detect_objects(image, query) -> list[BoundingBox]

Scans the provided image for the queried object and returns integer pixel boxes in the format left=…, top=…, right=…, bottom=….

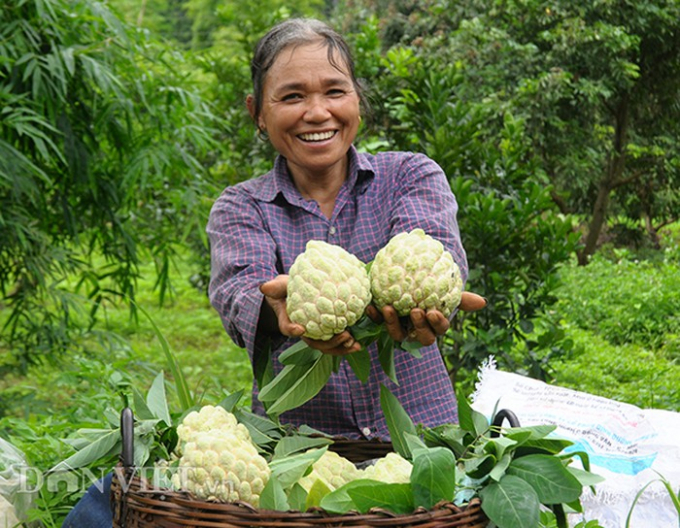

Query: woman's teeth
left=299, top=131, right=335, bottom=142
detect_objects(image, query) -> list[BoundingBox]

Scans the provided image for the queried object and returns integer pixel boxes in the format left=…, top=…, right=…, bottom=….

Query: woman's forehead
left=270, top=41, right=351, bottom=76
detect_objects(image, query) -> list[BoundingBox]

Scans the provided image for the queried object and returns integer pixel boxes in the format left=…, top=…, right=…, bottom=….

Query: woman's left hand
left=366, top=305, right=447, bottom=346
left=366, top=291, right=487, bottom=347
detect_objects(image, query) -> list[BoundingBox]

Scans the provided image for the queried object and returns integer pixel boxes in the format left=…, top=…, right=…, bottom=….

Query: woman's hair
left=249, top=18, right=366, bottom=124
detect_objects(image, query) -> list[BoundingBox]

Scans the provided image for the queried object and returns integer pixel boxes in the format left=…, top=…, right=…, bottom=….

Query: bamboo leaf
left=50, top=430, right=120, bottom=472
left=132, top=300, right=193, bottom=411
left=146, top=371, right=171, bottom=426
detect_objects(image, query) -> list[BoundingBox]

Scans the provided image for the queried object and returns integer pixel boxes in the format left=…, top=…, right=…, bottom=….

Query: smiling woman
left=206, top=17, right=473, bottom=439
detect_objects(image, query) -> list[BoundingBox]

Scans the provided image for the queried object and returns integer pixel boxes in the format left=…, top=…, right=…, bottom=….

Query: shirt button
left=329, top=226, right=337, bottom=235
left=361, top=427, right=371, bottom=437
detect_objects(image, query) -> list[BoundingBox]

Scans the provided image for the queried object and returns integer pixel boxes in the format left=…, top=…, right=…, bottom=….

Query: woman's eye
left=281, top=93, right=303, bottom=101
left=327, top=89, right=345, bottom=97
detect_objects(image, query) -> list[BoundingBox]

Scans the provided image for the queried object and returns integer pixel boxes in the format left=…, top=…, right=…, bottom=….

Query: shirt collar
left=252, top=146, right=375, bottom=203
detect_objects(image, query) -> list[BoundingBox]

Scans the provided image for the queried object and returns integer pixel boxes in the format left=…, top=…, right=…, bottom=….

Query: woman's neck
left=289, top=157, right=348, bottom=219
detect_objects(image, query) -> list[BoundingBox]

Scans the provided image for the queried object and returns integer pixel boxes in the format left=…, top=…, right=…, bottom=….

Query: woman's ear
left=245, top=94, right=257, bottom=121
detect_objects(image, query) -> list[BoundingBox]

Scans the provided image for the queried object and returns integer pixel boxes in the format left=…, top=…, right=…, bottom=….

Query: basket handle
left=120, top=407, right=135, bottom=468
left=489, top=408, right=520, bottom=437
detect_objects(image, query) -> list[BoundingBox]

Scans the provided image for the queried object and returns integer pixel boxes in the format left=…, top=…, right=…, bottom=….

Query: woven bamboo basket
left=110, top=408, right=491, bottom=528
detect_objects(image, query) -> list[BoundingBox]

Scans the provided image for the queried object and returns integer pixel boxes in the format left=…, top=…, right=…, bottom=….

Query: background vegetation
left=1, top=0, right=678, bottom=524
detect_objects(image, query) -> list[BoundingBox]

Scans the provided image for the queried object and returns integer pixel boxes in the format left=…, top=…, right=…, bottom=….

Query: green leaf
left=377, top=327, right=397, bottom=383
left=268, top=447, right=328, bottom=490
left=218, top=389, right=245, bottom=412
left=507, top=455, right=583, bottom=504
left=51, top=429, right=120, bottom=472
left=305, top=478, right=333, bottom=510
left=254, top=336, right=275, bottom=393
left=480, top=474, right=541, bottom=528
left=504, top=425, right=557, bottom=443
left=347, top=482, right=414, bottom=514
left=132, top=387, right=155, bottom=420
left=259, top=354, right=334, bottom=416
left=489, top=452, right=513, bottom=482
left=288, top=483, right=308, bottom=511
left=403, top=432, right=429, bottom=458
left=400, top=340, right=423, bottom=357
left=279, top=341, right=321, bottom=365
left=320, top=479, right=374, bottom=514
left=422, top=423, right=467, bottom=457
left=349, top=314, right=383, bottom=345
left=132, top=301, right=193, bottom=411
left=380, top=384, right=417, bottom=459
left=484, top=437, right=517, bottom=460
left=146, top=371, right=171, bottom=426
left=345, top=347, right=371, bottom=383
left=411, top=447, right=456, bottom=509
left=259, top=474, right=290, bottom=511
left=456, top=386, right=488, bottom=436
left=566, top=467, right=605, bottom=489
left=273, top=435, right=333, bottom=459
left=515, top=438, right=574, bottom=456
left=464, top=453, right=497, bottom=479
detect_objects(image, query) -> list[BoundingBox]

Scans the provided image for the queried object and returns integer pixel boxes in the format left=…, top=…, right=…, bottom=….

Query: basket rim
left=111, top=463, right=487, bottom=526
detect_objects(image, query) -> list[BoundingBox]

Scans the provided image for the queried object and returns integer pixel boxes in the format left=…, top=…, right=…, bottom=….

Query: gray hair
left=250, top=18, right=366, bottom=124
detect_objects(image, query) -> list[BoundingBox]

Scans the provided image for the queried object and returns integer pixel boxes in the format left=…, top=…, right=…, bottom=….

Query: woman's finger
left=459, top=292, right=487, bottom=312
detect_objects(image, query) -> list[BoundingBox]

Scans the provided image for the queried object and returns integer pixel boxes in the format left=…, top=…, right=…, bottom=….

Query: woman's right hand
left=259, top=275, right=305, bottom=338
left=260, top=275, right=361, bottom=356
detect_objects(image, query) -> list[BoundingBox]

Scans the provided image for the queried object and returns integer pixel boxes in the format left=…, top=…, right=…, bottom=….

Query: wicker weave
left=111, top=438, right=488, bottom=528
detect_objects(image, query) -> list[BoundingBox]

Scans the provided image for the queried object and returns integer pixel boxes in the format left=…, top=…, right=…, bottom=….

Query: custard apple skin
left=286, top=240, right=371, bottom=341
left=297, top=449, right=361, bottom=492
left=171, top=429, right=270, bottom=506
left=176, top=405, right=251, bottom=451
left=369, top=229, right=463, bottom=318
left=360, top=452, right=413, bottom=483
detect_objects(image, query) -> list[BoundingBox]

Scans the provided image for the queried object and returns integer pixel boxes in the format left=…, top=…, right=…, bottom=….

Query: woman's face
left=256, top=41, right=361, bottom=180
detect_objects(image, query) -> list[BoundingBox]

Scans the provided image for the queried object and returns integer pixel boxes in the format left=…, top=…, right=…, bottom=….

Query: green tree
left=0, top=0, right=222, bottom=368
left=338, top=0, right=680, bottom=263
left=441, top=0, right=680, bottom=263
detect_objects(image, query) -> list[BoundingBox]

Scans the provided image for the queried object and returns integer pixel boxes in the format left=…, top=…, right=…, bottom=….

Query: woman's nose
left=303, top=96, right=331, bottom=121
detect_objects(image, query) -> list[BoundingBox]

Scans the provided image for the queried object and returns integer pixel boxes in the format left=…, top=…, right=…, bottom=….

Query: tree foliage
left=0, top=0, right=223, bottom=368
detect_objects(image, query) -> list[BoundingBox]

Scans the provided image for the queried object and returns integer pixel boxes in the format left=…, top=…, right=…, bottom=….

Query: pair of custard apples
left=287, top=228, right=463, bottom=340
left=171, top=406, right=413, bottom=507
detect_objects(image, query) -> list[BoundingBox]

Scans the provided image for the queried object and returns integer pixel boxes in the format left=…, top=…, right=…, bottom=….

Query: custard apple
left=171, top=429, right=270, bottom=506
left=361, top=452, right=413, bottom=483
left=297, top=449, right=361, bottom=492
left=176, top=405, right=251, bottom=452
left=369, top=229, right=462, bottom=317
left=287, top=240, right=371, bottom=340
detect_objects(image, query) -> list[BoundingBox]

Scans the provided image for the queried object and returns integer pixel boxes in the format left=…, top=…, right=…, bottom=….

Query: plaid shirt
left=207, top=146, right=468, bottom=440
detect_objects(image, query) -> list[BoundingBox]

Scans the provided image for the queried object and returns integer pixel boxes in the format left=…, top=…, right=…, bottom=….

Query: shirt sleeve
left=389, top=153, right=469, bottom=284
left=206, top=186, right=279, bottom=363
